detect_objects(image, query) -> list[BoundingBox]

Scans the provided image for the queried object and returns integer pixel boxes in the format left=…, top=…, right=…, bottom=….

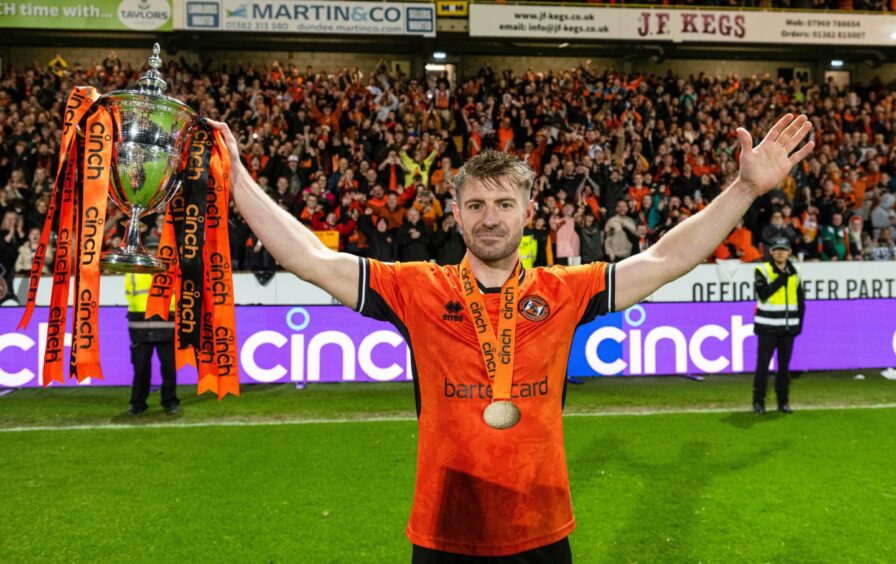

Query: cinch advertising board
left=1, top=300, right=892, bottom=387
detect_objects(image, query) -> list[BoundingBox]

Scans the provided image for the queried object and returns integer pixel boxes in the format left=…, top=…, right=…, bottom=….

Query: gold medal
left=483, top=400, right=521, bottom=430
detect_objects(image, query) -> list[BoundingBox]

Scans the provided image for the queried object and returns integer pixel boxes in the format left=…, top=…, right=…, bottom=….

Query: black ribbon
left=176, top=119, right=213, bottom=349
left=69, top=137, right=83, bottom=381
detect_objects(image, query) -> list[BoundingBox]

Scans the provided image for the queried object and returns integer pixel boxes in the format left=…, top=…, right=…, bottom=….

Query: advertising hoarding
left=469, top=4, right=896, bottom=47
left=0, top=0, right=172, bottom=31
left=1, top=300, right=892, bottom=388
left=176, top=0, right=435, bottom=36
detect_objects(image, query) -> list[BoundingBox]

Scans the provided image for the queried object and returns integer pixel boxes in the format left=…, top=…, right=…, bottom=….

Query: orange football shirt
left=355, top=258, right=615, bottom=556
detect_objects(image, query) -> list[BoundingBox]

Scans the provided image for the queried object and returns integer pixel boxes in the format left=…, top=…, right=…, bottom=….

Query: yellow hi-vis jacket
left=753, top=261, right=804, bottom=335
left=125, top=273, right=174, bottom=313
left=125, top=273, right=176, bottom=341
left=520, top=233, right=537, bottom=270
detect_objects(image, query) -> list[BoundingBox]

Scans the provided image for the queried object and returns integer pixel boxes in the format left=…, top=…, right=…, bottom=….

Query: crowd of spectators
left=2, top=49, right=896, bottom=299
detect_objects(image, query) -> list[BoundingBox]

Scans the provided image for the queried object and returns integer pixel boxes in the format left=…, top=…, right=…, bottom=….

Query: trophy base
left=100, top=250, right=167, bottom=274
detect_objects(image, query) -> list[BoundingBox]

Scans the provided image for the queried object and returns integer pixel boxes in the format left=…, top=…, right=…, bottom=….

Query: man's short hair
left=454, top=150, right=534, bottom=202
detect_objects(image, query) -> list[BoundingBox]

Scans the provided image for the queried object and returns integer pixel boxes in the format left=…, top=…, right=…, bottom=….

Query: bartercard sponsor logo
left=443, top=375, right=549, bottom=399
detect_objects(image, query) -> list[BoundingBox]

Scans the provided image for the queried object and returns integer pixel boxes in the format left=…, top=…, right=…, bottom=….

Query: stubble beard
left=462, top=226, right=523, bottom=263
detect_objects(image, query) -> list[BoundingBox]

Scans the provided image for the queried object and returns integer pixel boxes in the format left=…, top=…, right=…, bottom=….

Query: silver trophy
left=93, top=43, right=198, bottom=273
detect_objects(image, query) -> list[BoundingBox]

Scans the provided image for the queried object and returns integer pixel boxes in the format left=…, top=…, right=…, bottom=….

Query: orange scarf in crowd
left=19, top=87, right=239, bottom=399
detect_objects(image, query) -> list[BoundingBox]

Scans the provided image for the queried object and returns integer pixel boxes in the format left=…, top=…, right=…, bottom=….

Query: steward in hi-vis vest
left=519, top=228, right=537, bottom=270
left=124, top=248, right=179, bottom=416
left=751, top=237, right=805, bottom=414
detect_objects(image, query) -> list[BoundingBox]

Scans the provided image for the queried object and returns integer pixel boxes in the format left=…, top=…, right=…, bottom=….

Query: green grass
left=1, top=373, right=895, bottom=562
left=2, top=371, right=894, bottom=427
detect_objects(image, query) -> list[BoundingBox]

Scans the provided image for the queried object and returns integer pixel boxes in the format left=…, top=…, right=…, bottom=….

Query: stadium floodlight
left=425, top=64, right=447, bottom=72
left=831, top=59, right=845, bottom=68
left=432, top=51, right=447, bottom=60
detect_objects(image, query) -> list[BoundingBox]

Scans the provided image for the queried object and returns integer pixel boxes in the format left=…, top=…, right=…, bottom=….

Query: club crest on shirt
left=519, top=295, right=550, bottom=322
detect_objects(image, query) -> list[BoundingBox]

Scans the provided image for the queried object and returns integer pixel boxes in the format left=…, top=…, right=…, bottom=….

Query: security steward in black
left=125, top=247, right=179, bottom=415
left=752, top=237, right=805, bottom=414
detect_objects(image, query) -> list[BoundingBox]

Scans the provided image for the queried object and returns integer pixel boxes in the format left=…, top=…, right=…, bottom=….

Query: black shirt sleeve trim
left=355, top=257, right=368, bottom=314
left=607, top=263, right=615, bottom=313
left=577, top=263, right=615, bottom=326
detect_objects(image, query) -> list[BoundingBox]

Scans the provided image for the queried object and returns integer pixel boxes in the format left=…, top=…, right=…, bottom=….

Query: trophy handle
left=100, top=204, right=166, bottom=274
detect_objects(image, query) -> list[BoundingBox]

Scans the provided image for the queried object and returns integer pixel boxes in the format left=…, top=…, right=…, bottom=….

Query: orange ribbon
left=71, top=106, right=113, bottom=382
left=458, top=255, right=520, bottom=401
left=22, top=94, right=240, bottom=395
left=210, top=134, right=239, bottom=398
left=19, top=86, right=97, bottom=332
left=42, top=145, right=78, bottom=386
left=190, top=130, right=239, bottom=398
left=146, top=203, right=179, bottom=320
left=195, top=136, right=240, bottom=397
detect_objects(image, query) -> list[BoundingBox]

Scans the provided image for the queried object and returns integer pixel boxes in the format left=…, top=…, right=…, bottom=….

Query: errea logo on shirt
left=519, top=295, right=550, bottom=322
left=443, top=301, right=464, bottom=323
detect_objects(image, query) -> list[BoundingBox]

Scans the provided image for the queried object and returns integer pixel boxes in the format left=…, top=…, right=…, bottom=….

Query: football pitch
left=1, top=373, right=895, bottom=563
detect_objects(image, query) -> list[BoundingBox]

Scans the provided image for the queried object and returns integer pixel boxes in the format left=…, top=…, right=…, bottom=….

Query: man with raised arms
left=209, top=114, right=813, bottom=563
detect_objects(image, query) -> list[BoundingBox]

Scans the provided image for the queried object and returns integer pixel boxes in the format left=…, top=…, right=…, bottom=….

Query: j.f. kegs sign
left=470, top=4, right=896, bottom=47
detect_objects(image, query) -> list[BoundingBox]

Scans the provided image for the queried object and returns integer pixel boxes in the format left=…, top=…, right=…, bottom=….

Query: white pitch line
left=566, top=402, right=896, bottom=417
left=1, top=403, right=895, bottom=433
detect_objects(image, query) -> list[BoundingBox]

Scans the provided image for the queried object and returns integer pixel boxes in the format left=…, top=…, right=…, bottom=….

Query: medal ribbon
left=18, top=86, right=97, bottom=331
left=71, top=106, right=113, bottom=382
left=458, top=255, right=520, bottom=402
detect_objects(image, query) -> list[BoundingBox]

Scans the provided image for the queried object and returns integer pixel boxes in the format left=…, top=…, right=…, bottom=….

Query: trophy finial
left=137, top=43, right=167, bottom=94
left=149, top=43, right=162, bottom=71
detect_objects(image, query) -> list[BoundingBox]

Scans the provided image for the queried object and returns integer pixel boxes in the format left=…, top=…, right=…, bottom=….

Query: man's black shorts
left=411, top=537, right=572, bottom=564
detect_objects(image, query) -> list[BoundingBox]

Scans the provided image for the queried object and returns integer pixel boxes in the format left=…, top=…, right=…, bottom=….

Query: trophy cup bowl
left=96, top=44, right=198, bottom=274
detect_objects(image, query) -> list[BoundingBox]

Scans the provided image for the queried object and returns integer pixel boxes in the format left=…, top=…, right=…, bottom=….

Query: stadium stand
left=2, top=47, right=895, bottom=283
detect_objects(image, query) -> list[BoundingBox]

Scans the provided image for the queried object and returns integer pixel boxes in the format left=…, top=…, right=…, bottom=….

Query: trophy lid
left=136, top=43, right=168, bottom=95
